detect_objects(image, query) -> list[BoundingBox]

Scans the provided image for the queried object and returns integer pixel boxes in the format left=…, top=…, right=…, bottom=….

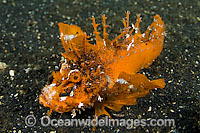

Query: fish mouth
left=39, top=92, right=74, bottom=113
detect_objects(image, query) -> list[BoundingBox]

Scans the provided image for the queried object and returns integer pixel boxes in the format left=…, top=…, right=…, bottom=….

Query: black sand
left=0, top=0, right=199, bottom=132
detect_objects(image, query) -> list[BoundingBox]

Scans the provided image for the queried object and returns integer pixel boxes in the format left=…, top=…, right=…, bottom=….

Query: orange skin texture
left=39, top=12, right=165, bottom=117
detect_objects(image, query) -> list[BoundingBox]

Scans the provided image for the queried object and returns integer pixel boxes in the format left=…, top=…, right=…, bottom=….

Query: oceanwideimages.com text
left=25, top=115, right=175, bottom=129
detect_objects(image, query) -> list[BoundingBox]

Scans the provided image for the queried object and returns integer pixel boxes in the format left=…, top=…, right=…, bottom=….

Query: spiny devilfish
left=39, top=11, right=166, bottom=118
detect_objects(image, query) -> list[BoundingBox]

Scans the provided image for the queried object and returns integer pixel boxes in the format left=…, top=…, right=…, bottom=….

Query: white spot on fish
left=127, top=43, right=132, bottom=51
left=142, top=33, right=145, bottom=38
left=116, top=78, right=128, bottom=84
left=103, top=39, right=106, bottom=46
left=50, top=83, right=56, bottom=87
left=70, top=91, right=74, bottom=97
left=128, top=84, right=134, bottom=89
left=126, top=34, right=130, bottom=38
left=132, top=23, right=135, bottom=29
left=135, top=28, right=139, bottom=33
left=61, top=32, right=63, bottom=37
left=60, top=96, right=67, bottom=101
left=127, top=38, right=135, bottom=51
left=98, top=96, right=103, bottom=102
left=49, top=90, right=56, bottom=99
left=78, top=102, right=84, bottom=108
left=64, top=34, right=77, bottom=42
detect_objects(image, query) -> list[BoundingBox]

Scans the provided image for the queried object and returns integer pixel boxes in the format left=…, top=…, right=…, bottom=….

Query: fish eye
left=68, top=69, right=81, bottom=82
left=73, top=75, right=78, bottom=80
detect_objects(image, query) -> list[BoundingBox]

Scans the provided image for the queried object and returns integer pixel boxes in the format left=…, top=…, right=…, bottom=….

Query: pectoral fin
left=94, top=72, right=165, bottom=117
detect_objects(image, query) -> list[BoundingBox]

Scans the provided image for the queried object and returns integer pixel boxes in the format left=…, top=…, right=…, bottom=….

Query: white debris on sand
left=0, top=62, right=7, bottom=70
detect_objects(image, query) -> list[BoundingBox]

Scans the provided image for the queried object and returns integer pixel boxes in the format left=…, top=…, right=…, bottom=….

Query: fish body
left=39, top=12, right=165, bottom=117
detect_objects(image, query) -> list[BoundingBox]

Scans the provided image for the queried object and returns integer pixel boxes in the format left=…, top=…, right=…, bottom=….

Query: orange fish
left=39, top=11, right=165, bottom=118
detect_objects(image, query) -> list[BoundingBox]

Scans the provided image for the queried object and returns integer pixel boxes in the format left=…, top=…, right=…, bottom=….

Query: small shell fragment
left=0, top=62, right=7, bottom=70
left=9, top=70, right=15, bottom=77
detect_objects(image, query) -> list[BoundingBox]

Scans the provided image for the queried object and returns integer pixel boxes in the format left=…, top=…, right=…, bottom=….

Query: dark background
left=0, top=0, right=199, bottom=132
